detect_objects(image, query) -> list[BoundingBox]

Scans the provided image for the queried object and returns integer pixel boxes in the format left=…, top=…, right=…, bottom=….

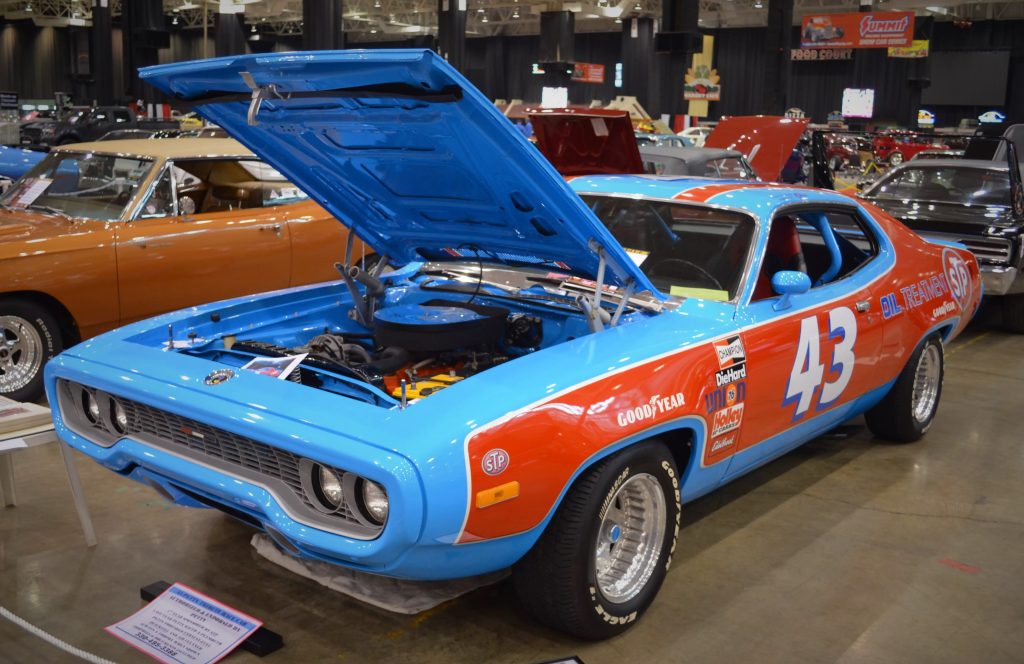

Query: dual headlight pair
left=301, top=460, right=389, bottom=528
left=80, top=388, right=128, bottom=435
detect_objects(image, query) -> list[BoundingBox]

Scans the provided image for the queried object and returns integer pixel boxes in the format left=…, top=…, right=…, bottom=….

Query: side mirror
left=771, top=270, right=811, bottom=311
left=178, top=196, right=196, bottom=216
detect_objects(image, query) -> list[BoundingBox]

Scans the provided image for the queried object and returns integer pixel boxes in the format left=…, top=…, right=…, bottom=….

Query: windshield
left=583, top=195, right=755, bottom=301
left=866, top=166, right=1010, bottom=207
left=0, top=151, right=154, bottom=219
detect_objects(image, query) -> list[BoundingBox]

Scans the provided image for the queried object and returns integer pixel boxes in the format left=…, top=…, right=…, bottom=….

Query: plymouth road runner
left=46, top=50, right=982, bottom=639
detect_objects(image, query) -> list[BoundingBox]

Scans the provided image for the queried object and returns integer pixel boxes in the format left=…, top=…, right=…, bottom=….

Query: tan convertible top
left=52, top=137, right=255, bottom=160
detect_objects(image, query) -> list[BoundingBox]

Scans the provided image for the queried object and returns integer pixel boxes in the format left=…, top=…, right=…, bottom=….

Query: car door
left=114, top=158, right=293, bottom=325
left=723, top=205, right=887, bottom=479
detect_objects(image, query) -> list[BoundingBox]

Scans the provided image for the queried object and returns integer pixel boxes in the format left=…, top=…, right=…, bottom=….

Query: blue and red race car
left=46, top=50, right=982, bottom=639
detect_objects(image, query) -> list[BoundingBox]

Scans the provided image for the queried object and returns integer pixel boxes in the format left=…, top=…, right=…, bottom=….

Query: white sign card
left=106, top=583, right=261, bottom=664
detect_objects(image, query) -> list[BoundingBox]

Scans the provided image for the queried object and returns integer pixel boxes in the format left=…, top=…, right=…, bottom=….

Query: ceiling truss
left=0, top=0, right=1019, bottom=41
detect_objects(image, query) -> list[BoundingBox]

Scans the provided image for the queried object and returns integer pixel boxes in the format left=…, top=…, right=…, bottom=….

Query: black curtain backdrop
left=1, top=18, right=1021, bottom=126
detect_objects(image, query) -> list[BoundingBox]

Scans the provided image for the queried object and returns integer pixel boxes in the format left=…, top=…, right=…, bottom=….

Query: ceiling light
left=172, top=15, right=179, bottom=24
left=615, top=16, right=622, bottom=22
left=512, top=8, right=520, bottom=18
left=370, top=27, right=378, bottom=33
left=754, top=0, right=762, bottom=7
left=634, top=2, right=642, bottom=9
left=24, top=2, right=33, bottom=12
left=481, top=14, right=489, bottom=21
left=373, top=0, right=381, bottom=6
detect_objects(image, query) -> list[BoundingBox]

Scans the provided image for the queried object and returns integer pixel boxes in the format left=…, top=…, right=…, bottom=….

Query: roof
left=639, top=146, right=743, bottom=162
left=52, top=137, right=254, bottom=160
left=569, top=174, right=854, bottom=218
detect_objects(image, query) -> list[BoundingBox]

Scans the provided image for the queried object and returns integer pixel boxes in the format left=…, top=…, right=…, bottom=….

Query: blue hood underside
left=140, top=49, right=655, bottom=292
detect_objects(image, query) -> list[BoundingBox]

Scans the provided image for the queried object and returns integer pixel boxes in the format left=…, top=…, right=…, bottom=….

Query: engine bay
left=168, top=261, right=669, bottom=407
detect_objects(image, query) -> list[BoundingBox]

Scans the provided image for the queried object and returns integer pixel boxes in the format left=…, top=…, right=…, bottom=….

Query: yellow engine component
left=390, top=373, right=464, bottom=399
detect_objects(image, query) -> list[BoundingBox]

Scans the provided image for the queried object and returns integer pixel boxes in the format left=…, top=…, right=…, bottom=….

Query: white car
left=679, top=126, right=712, bottom=148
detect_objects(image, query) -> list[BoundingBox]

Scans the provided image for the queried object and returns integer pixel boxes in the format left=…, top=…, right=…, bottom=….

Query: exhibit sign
left=917, top=109, right=936, bottom=128
left=888, top=39, right=930, bottom=58
left=571, top=63, right=606, bottom=84
left=106, top=583, right=261, bottom=664
left=842, top=88, right=875, bottom=118
left=0, top=91, right=17, bottom=110
left=791, top=47, right=853, bottom=61
left=683, top=63, right=721, bottom=101
left=801, top=11, right=914, bottom=49
left=978, top=110, right=1006, bottom=124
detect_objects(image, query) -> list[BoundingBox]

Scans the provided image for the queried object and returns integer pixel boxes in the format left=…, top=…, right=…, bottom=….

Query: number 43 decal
left=784, top=306, right=857, bottom=419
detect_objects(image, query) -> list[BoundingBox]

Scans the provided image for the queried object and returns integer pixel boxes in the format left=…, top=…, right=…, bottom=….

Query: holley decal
left=710, top=403, right=744, bottom=437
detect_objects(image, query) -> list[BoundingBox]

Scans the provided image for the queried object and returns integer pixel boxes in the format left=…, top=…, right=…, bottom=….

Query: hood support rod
left=240, top=71, right=283, bottom=126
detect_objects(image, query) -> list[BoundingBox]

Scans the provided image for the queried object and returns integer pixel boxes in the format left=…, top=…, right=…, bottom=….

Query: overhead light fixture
left=481, top=13, right=489, bottom=22
left=24, top=2, right=33, bottom=12
left=373, top=0, right=381, bottom=6
left=172, top=15, right=179, bottom=25
left=754, top=0, right=763, bottom=7
left=512, top=8, right=520, bottom=18
left=477, top=7, right=485, bottom=12
left=370, top=27, right=378, bottom=33
left=615, top=16, right=622, bottom=22
left=634, top=2, right=642, bottom=9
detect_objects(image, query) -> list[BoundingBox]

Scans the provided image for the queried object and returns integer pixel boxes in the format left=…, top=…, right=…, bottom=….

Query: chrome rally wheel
left=911, top=343, right=942, bottom=424
left=594, top=473, right=667, bottom=604
left=0, top=315, right=43, bottom=395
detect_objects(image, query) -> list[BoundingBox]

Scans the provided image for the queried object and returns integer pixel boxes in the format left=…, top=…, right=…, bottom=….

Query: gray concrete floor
left=2, top=310, right=1023, bottom=664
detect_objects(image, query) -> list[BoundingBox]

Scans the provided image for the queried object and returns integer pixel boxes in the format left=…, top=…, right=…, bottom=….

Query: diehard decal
left=710, top=403, right=744, bottom=437
left=714, top=363, right=747, bottom=387
left=713, top=335, right=745, bottom=369
left=616, top=392, right=686, bottom=427
left=481, top=448, right=510, bottom=476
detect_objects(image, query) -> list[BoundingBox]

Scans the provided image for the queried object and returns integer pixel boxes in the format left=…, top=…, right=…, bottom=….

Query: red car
left=872, top=131, right=949, bottom=166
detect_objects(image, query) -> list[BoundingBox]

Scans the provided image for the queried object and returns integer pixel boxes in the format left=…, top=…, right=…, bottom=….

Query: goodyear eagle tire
left=0, top=299, right=63, bottom=403
left=512, top=440, right=681, bottom=640
left=865, top=335, right=943, bottom=443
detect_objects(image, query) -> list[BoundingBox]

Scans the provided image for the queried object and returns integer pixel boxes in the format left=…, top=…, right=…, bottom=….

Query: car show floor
left=2, top=308, right=1023, bottom=664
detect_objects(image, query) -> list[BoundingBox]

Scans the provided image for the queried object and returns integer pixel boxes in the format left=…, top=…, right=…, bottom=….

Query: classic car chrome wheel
left=889, top=151, right=904, bottom=165
left=0, top=315, right=43, bottom=394
left=911, top=344, right=942, bottom=423
left=513, top=440, right=680, bottom=640
left=594, top=473, right=666, bottom=604
left=866, top=335, right=943, bottom=443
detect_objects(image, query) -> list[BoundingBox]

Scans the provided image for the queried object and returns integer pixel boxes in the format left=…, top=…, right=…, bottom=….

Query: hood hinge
left=240, top=71, right=283, bottom=126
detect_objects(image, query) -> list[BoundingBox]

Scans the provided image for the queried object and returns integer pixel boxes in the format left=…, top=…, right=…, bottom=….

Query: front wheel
left=889, top=151, right=904, bottom=166
left=0, top=299, right=63, bottom=403
left=512, top=440, right=681, bottom=640
left=865, top=335, right=943, bottom=442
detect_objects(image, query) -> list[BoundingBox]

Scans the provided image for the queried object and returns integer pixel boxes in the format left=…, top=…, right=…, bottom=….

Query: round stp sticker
left=482, top=448, right=510, bottom=476
left=943, top=249, right=972, bottom=311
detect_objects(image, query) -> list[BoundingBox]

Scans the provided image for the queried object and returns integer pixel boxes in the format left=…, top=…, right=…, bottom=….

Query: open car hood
left=706, top=116, right=809, bottom=181
left=139, top=50, right=654, bottom=291
left=529, top=108, right=645, bottom=176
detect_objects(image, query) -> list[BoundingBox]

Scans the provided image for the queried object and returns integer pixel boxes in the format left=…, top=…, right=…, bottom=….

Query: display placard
left=106, top=583, right=261, bottom=664
left=0, top=91, right=17, bottom=110
left=571, top=63, right=606, bottom=84
left=842, top=88, right=875, bottom=119
left=801, top=12, right=913, bottom=49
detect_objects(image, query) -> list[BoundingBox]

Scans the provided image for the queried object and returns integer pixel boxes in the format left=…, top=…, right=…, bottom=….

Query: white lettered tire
left=512, top=440, right=681, bottom=640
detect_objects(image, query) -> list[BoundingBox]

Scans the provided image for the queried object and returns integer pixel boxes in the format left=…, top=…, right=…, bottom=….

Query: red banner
left=572, top=63, right=606, bottom=84
left=801, top=11, right=914, bottom=49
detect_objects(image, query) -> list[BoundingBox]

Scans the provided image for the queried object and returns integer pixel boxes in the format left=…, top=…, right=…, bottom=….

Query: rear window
left=868, top=166, right=1010, bottom=206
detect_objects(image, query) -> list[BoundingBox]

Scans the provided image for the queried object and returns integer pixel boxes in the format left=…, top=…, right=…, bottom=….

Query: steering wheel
left=646, top=258, right=724, bottom=290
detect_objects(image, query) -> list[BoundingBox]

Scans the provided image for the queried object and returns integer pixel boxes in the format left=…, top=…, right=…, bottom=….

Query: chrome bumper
left=980, top=265, right=1023, bottom=296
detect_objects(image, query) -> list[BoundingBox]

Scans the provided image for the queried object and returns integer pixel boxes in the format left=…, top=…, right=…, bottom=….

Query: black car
left=21, top=106, right=178, bottom=147
left=860, top=157, right=1024, bottom=330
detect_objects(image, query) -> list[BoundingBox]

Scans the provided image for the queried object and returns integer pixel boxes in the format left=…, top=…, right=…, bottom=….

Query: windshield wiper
left=26, top=204, right=72, bottom=221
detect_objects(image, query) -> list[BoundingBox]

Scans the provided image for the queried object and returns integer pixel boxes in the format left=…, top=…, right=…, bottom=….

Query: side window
left=752, top=209, right=879, bottom=301
left=113, top=110, right=132, bottom=124
left=138, top=169, right=175, bottom=219
left=92, top=111, right=108, bottom=123
left=169, top=159, right=308, bottom=214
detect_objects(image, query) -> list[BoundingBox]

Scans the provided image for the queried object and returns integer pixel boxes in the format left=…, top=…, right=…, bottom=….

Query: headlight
left=111, top=400, right=128, bottom=434
left=315, top=465, right=344, bottom=510
left=83, top=390, right=100, bottom=424
left=359, top=479, right=389, bottom=525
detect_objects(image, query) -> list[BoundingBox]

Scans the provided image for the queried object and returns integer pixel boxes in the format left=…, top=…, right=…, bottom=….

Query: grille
left=959, top=237, right=1012, bottom=264
left=117, top=398, right=361, bottom=525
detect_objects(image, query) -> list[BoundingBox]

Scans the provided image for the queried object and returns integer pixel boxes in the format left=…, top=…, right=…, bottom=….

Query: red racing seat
left=753, top=216, right=807, bottom=300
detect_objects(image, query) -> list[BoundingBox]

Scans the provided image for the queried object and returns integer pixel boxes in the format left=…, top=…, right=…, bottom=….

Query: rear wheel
left=865, top=335, right=943, bottom=442
left=1002, top=294, right=1024, bottom=333
left=888, top=151, right=904, bottom=166
left=512, top=440, right=681, bottom=640
left=0, top=299, right=63, bottom=403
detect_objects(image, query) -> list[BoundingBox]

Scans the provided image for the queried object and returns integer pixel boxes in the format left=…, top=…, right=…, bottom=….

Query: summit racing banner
left=801, top=11, right=914, bottom=49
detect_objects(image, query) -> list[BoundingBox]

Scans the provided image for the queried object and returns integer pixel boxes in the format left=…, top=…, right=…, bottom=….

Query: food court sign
left=801, top=11, right=914, bottom=49
left=683, top=64, right=721, bottom=101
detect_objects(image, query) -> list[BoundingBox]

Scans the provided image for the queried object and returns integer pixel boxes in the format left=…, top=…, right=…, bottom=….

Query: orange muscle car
left=0, top=138, right=368, bottom=401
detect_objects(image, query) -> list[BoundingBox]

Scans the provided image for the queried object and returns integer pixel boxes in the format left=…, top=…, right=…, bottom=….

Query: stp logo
left=482, top=448, right=510, bottom=476
left=943, top=249, right=971, bottom=311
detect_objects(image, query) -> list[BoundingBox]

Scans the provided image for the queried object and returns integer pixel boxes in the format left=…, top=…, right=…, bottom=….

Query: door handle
left=259, top=223, right=283, bottom=237
left=855, top=300, right=871, bottom=313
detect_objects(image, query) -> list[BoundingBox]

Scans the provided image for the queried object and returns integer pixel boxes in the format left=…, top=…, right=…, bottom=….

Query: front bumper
left=45, top=353, right=534, bottom=580
left=980, top=265, right=1023, bottom=296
